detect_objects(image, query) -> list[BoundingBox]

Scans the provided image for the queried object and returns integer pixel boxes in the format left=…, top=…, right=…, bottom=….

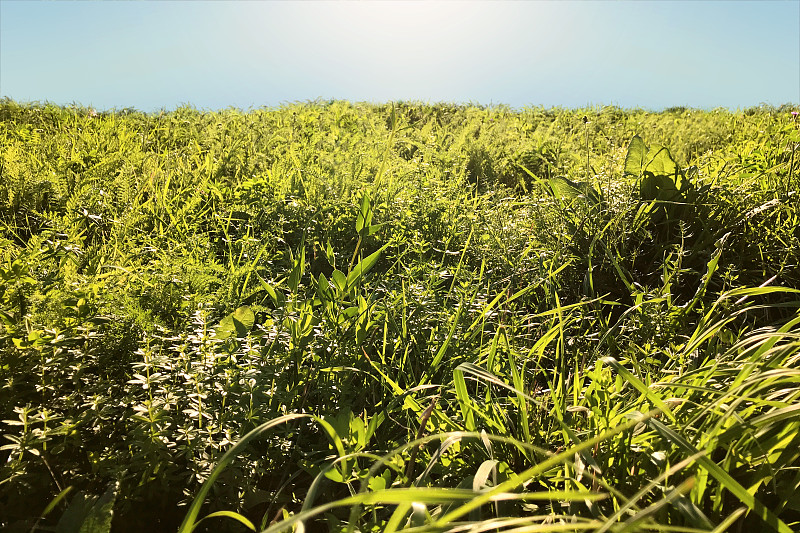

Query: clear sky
left=1, top=0, right=798, bottom=112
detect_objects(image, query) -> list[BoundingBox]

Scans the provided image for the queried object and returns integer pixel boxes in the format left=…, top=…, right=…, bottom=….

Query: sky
left=1, top=0, right=798, bottom=112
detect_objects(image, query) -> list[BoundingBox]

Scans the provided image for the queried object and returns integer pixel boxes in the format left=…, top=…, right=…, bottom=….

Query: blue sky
left=1, top=1, right=798, bottom=111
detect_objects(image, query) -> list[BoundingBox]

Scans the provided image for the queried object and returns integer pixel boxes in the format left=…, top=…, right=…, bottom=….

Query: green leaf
left=345, top=244, right=387, bottom=292
left=192, top=511, right=255, bottom=532
left=350, top=414, right=366, bottom=450
left=368, top=473, right=387, bottom=492
left=316, top=415, right=349, bottom=481
left=365, top=410, right=385, bottom=442
left=624, top=135, right=648, bottom=178
left=646, top=146, right=678, bottom=178
left=453, top=368, right=476, bottom=431
left=639, top=144, right=684, bottom=202
left=287, top=244, right=306, bottom=294
left=356, top=193, right=373, bottom=236
left=548, top=176, right=582, bottom=201
left=331, top=269, right=347, bottom=292
left=368, top=222, right=385, bottom=236
left=324, top=240, right=336, bottom=268
left=362, top=351, right=404, bottom=396
left=547, top=176, right=601, bottom=206
left=216, top=306, right=255, bottom=340
left=355, top=322, right=369, bottom=345
left=42, top=487, right=74, bottom=519
left=259, top=279, right=279, bottom=306
left=317, top=273, right=331, bottom=300
left=472, top=459, right=499, bottom=491
left=56, top=483, right=117, bottom=533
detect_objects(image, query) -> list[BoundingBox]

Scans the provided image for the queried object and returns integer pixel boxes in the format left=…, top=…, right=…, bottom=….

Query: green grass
left=1, top=98, right=799, bottom=532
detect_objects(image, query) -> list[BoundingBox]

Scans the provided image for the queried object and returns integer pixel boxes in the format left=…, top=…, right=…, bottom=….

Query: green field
left=1, top=99, right=800, bottom=532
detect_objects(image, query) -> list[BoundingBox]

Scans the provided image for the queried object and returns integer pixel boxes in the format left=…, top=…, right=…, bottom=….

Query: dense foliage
left=1, top=99, right=799, bottom=532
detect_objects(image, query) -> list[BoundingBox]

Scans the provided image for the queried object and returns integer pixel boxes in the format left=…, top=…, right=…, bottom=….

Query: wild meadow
left=1, top=98, right=799, bottom=532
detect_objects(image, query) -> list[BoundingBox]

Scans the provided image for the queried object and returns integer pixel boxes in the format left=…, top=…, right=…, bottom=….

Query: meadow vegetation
left=1, top=98, right=799, bottom=532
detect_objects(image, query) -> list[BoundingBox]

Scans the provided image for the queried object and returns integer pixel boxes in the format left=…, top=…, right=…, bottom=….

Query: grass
left=0, top=98, right=799, bottom=532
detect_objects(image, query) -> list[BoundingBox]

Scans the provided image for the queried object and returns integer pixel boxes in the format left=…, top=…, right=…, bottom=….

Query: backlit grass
left=1, top=99, right=799, bottom=532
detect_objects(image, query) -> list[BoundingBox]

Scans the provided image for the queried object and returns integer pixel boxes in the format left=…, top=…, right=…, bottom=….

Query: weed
left=0, top=100, right=799, bottom=532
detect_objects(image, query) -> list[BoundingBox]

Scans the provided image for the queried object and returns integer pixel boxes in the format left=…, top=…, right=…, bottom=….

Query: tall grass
left=0, top=99, right=799, bottom=532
